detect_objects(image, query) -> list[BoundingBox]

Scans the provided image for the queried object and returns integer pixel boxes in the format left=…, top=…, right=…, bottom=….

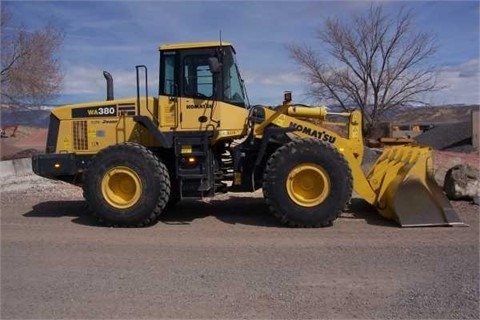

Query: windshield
left=223, top=48, right=247, bottom=108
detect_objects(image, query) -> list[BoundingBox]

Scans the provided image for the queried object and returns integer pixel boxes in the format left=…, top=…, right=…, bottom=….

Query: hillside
left=389, top=105, right=478, bottom=125
left=1, top=106, right=54, bottom=128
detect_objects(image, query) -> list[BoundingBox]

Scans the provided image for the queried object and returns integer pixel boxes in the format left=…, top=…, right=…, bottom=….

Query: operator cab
left=159, top=42, right=248, bottom=108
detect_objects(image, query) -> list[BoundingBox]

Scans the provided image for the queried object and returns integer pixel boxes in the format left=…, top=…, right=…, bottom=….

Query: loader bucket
left=366, top=146, right=466, bottom=227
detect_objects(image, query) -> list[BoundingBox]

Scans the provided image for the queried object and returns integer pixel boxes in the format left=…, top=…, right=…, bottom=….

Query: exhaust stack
left=103, top=71, right=114, bottom=101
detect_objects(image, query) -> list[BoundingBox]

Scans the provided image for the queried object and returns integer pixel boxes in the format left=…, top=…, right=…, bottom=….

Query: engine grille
left=73, top=120, right=88, bottom=150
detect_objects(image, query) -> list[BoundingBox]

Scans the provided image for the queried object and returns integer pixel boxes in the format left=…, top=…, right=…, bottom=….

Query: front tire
left=83, top=143, right=170, bottom=227
left=263, top=139, right=352, bottom=227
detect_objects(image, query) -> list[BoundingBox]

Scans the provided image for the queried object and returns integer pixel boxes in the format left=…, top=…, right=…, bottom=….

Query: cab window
left=222, top=49, right=246, bottom=107
left=162, top=53, right=176, bottom=95
left=183, top=55, right=213, bottom=98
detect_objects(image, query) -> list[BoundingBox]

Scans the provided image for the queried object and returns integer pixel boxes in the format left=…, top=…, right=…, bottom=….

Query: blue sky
left=4, top=0, right=480, bottom=106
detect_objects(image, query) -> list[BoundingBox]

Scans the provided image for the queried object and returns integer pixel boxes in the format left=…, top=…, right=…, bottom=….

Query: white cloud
left=65, top=44, right=143, bottom=53
left=426, top=59, right=480, bottom=105
left=44, top=0, right=477, bottom=107
left=62, top=65, right=158, bottom=99
left=241, top=70, right=310, bottom=105
left=62, top=66, right=106, bottom=95
left=243, top=70, right=304, bottom=86
left=243, top=60, right=480, bottom=106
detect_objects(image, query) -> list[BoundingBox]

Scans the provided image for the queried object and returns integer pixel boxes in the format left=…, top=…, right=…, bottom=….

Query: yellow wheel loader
left=32, top=41, right=464, bottom=227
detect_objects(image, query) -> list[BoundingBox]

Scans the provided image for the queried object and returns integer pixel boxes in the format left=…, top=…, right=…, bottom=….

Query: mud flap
left=367, top=146, right=466, bottom=227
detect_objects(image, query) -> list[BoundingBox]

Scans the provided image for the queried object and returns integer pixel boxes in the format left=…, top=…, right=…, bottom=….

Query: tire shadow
left=162, top=197, right=397, bottom=228
left=161, top=197, right=282, bottom=227
left=23, top=197, right=279, bottom=228
left=23, top=200, right=101, bottom=227
left=342, top=198, right=398, bottom=227
left=23, top=196, right=396, bottom=228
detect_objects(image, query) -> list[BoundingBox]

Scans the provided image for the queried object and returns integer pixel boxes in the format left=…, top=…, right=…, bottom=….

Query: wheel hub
left=286, top=163, right=330, bottom=207
left=101, top=166, right=142, bottom=209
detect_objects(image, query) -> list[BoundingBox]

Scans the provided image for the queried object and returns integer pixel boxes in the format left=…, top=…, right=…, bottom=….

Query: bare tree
left=1, top=4, right=63, bottom=106
left=289, top=5, right=438, bottom=135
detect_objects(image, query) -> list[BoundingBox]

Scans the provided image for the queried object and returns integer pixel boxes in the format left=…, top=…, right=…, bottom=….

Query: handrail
left=135, top=65, right=152, bottom=118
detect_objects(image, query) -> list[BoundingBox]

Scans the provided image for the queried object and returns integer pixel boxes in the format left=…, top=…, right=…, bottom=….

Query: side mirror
left=208, top=57, right=222, bottom=74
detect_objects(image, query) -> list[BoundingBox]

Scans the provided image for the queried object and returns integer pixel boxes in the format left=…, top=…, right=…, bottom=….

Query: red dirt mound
left=15, top=128, right=47, bottom=147
left=0, top=127, right=47, bottom=160
left=0, top=140, right=23, bottom=160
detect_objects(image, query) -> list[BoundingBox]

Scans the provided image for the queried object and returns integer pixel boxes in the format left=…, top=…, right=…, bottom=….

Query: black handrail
left=135, top=65, right=149, bottom=116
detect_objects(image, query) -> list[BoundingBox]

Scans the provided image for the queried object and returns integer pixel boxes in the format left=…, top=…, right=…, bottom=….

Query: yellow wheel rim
left=101, top=166, right=142, bottom=209
left=286, top=163, right=330, bottom=207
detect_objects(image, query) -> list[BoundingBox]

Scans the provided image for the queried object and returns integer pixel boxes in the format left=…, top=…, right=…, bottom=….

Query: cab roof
left=159, top=41, right=233, bottom=51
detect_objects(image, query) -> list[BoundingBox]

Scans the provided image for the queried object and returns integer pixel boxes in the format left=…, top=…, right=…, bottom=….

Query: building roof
left=159, top=41, right=233, bottom=51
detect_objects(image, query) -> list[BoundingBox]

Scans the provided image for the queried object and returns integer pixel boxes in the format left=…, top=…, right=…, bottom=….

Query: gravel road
left=1, top=175, right=479, bottom=319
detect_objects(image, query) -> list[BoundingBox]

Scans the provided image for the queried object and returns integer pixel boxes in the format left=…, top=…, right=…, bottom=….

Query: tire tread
left=82, top=142, right=170, bottom=227
left=263, top=138, right=352, bottom=228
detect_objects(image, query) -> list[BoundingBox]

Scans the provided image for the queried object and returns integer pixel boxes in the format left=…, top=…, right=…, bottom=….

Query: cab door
left=159, top=50, right=178, bottom=130
left=178, top=51, right=220, bottom=131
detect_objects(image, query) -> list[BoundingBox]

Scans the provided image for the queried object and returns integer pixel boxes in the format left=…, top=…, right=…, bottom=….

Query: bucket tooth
left=366, top=145, right=466, bottom=227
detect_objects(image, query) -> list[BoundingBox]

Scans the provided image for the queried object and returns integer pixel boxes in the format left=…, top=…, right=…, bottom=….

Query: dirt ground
left=1, top=127, right=479, bottom=318
left=0, top=126, right=47, bottom=160
left=1, top=174, right=479, bottom=319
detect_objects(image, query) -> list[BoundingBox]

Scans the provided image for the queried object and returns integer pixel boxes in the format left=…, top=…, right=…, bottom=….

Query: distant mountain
left=389, top=105, right=479, bottom=125
left=326, top=104, right=479, bottom=124
left=0, top=106, right=53, bottom=128
left=0, top=103, right=478, bottom=129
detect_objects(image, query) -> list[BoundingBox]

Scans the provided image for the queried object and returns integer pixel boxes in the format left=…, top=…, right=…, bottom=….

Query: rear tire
left=263, top=139, right=352, bottom=227
left=83, top=143, right=170, bottom=227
